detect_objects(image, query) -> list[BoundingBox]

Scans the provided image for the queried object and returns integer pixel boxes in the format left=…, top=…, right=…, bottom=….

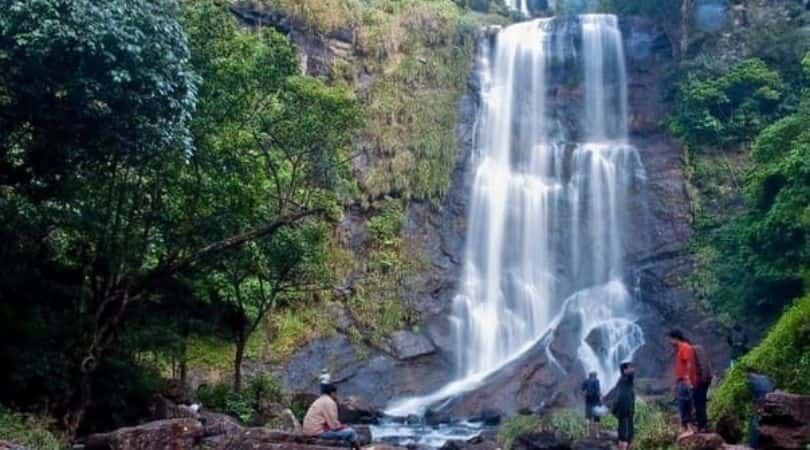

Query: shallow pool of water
left=370, top=419, right=488, bottom=448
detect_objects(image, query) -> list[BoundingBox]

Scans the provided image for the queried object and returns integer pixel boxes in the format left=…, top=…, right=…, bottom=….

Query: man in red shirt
left=668, top=329, right=697, bottom=436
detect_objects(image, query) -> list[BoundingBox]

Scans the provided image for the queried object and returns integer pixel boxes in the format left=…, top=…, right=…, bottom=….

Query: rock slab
left=757, top=391, right=810, bottom=450
left=84, top=418, right=203, bottom=450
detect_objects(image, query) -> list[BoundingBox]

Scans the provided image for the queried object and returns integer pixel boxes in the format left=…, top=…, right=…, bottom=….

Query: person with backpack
left=581, top=371, right=602, bottom=438
left=692, top=343, right=714, bottom=432
left=668, top=329, right=698, bottom=437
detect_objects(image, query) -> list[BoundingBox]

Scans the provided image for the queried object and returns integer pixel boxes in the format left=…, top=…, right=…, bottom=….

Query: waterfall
left=505, top=0, right=531, bottom=16
left=387, top=14, right=645, bottom=416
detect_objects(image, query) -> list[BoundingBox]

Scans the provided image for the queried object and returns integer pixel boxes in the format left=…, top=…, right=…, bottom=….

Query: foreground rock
left=676, top=433, right=726, bottom=450
left=85, top=418, right=203, bottom=450
left=439, top=431, right=499, bottom=450
left=82, top=415, right=374, bottom=450
left=512, top=431, right=571, bottom=450
left=757, top=391, right=810, bottom=450
left=0, top=441, right=32, bottom=450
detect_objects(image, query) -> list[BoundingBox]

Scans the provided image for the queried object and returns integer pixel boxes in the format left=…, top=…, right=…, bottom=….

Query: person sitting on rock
left=581, top=371, right=602, bottom=438
left=302, top=383, right=360, bottom=450
left=611, top=362, right=636, bottom=450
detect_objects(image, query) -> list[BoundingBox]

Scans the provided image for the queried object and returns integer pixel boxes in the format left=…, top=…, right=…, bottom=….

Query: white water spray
left=387, top=14, right=645, bottom=417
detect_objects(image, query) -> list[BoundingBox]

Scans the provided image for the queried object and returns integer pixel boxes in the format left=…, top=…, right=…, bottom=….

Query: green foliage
left=678, top=55, right=808, bottom=319
left=498, top=403, right=673, bottom=450
left=355, top=0, right=505, bottom=202
left=348, top=200, right=422, bottom=343
left=669, top=59, right=784, bottom=151
left=0, top=408, right=64, bottom=450
left=537, top=408, right=617, bottom=441
left=498, top=414, right=541, bottom=450
left=196, top=373, right=288, bottom=424
left=0, top=0, right=361, bottom=433
left=709, top=294, right=810, bottom=439
left=633, top=402, right=677, bottom=450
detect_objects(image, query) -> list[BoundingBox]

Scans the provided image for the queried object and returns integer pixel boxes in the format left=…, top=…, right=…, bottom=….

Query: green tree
left=0, top=0, right=360, bottom=436
left=669, top=59, right=784, bottom=151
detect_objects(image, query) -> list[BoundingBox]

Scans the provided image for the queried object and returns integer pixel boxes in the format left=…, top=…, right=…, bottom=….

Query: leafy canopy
left=669, top=59, right=784, bottom=151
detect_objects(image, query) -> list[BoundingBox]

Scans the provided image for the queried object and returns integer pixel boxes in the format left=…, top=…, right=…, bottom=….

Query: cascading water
left=505, top=0, right=530, bottom=16
left=380, top=14, right=646, bottom=440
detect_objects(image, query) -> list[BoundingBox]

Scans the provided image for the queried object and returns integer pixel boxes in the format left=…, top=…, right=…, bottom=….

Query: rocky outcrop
left=83, top=415, right=376, bottom=450
left=757, top=391, right=810, bottom=450
left=84, top=418, right=204, bottom=450
left=385, top=331, right=437, bottom=360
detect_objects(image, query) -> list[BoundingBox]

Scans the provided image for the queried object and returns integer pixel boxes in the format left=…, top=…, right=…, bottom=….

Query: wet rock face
left=272, top=9, right=726, bottom=419
left=281, top=335, right=454, bottom=409
left=385, top=331, right=437, bottom=360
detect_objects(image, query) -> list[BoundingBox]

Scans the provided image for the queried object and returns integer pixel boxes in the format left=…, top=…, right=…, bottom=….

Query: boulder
left=439, top=432, right=499, bottom=450
left=676, top=432, right=726, bottom=450
left=386, top=331, right=436, bottom=360
left=199, top=411, right=243, bottom=437
left=513, top=431, right=572, bottom=450
left=84, top=418, right=203, bottom=450
left=340, top=396, right=383, bottom=424
left=757, top=391, right=810, bottom=450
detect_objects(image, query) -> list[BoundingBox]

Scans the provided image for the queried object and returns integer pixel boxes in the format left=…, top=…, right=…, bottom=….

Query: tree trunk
left=234, top=337, right=246, bottom=392
left=64, top=367, right=93, bottom=440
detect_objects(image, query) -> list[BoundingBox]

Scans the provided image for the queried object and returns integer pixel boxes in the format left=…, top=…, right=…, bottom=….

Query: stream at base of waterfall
left=373, top=14, right=647, bottom=447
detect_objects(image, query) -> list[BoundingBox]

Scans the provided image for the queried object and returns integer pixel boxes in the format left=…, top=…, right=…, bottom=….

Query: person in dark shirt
left=581, top=371, right=602, bottom=438
left=612, top=362, right=636, bottom=450
left=746, top=372, right=774, bottom=449
left=727, top=324, right=750, bottom=367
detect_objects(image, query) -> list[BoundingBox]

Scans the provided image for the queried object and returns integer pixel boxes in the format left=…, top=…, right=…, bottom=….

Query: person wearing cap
left=302, top=383, right=360, bottom=450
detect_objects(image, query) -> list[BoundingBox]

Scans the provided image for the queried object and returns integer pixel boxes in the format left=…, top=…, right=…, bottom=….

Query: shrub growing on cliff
left=709, top=294, right=810, bottom=441
left=669, top=59, right=784, bottom=151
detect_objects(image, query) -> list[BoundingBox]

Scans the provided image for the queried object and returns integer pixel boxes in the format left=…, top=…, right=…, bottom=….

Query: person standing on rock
left=727, top=324, right=750, bottom=368
left=581, top=371, right=602, bottom=438
left=745, top=371, right=774, bottom=449
left=668, top=329, right=698, bottom=437
left=692, top=343, right=714, bottom=432
left=303, top=383, right=361, bottom=450
left=612, top=362, right=636, bottom=450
